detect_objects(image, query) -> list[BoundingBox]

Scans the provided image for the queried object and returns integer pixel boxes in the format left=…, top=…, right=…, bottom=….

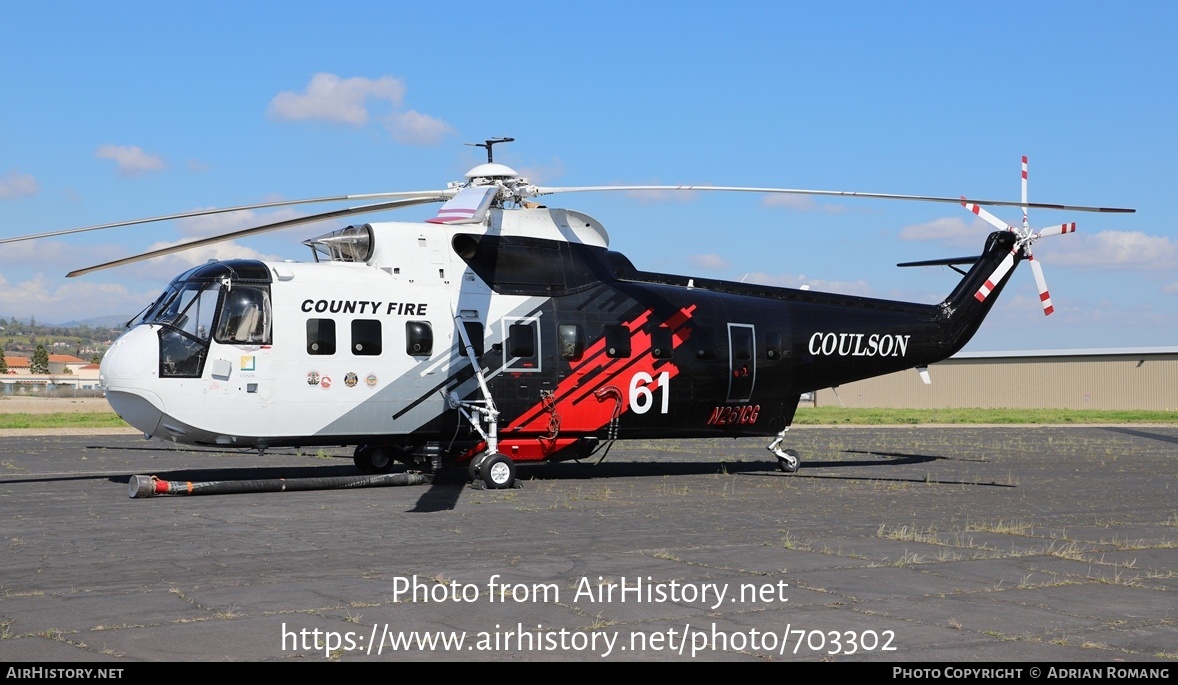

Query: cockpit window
left=145, top=281, right=221, bottom=341
left=215, top=285, right=272, bottom=345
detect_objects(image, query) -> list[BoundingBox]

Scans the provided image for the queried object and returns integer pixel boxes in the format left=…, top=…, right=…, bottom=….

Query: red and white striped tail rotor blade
left=974, top=249, right=1017, bottom=302
left=961, top=196, right=1013, bottom=232
left=1027, top=255, right=1054, bottom=315
left=1034, top=222, right=1077, bottom=238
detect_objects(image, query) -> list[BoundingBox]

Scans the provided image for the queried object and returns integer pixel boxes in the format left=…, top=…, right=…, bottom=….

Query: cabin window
left=461, top=321, right=484, bottom=357
left=508, top=322, right=536, bottom=359
left=558, top=324, right=584, bottom=360
left=405, top=321, right=433, bottom=356
left=603, top=324, right=631, bottom=358
left=215, top=285, right=271, bottom=345
left=651, top=326, right=674, bottom=359
left=306, top=319, right=336, bottom=355
left=351, top=319, right=382, bottom=356
left=731, top=326, right=754, bottom=362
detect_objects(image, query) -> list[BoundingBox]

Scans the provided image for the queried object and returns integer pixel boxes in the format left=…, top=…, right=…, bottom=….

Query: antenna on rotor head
left=466, top=137, right=514, bottom=163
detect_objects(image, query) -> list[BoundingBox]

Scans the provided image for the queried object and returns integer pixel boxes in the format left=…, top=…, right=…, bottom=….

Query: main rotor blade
left=532, top=185, right=1135, bottom=213
left=1021, top=155, right=1029, bottom=230
left=1, top=189, right=452, bottom=245
left=66, top=195, right=445, bottom=277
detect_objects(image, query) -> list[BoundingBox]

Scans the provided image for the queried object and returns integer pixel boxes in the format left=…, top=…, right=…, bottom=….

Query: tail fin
left=923, top=231, right=1023, bottom=358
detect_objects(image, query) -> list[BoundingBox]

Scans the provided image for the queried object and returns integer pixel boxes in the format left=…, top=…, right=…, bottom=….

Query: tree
left=31, top=344, right=49, bottom=374
left=0, top=355, right=7, bottom=375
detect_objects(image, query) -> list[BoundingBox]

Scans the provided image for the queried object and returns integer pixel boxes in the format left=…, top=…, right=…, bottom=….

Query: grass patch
left=0, top=412, right=128, bottom=429
left=793, top=407, right=1178, bottom=424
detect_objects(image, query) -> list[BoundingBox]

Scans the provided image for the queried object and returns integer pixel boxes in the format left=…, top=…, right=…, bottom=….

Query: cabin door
left=727, top=323, right=756, bottom=403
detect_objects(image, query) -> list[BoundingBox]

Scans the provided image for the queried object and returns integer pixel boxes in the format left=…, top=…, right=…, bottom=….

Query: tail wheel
left=777, top=448, right=800, bottom=474
left=479, top=453, right=516, bottom=489
left=354, top=445, right=395, bottom=474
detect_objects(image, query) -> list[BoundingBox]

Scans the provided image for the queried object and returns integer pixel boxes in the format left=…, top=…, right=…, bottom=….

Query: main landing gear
left=449, top=308, right=516, bottom=490
left=767, top=428, right=800, bottom=473
left=467, top=452, right=517, bottom=489
left=354, top=445, right=393, bottom=474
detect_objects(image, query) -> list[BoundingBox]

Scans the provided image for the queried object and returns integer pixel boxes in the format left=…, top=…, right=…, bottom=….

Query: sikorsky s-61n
left=3, top=141, right=1133, bottom=489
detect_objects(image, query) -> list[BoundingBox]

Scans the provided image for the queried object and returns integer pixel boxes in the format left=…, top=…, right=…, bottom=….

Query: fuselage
left=100, top=207, right=1018, bottom=462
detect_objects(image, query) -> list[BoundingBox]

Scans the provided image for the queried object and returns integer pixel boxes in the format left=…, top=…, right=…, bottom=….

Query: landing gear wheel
left=354, top=445, right=394, bottom=474
left=777, top=448, right=800, bottom=474
left=480, top=453, right=516, bottom=489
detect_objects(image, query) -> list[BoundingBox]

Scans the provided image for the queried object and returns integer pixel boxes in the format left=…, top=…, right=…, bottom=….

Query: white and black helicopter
left=3, top=140, right=1133, bottom=489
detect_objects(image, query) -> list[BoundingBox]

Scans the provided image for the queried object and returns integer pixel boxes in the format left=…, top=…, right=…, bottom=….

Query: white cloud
left=760, top=194, right=847, bottom=213
left=688, top=253, right=729, bottom=270
left=0, top=170, right=39, bottom=198
left=95, top=145, right=166, bottom=176
left=516, top=157, right=565, bottom=185
left=268, top=73, right=406, bottom=125
left=0, top=239, right=126, bottom=268
left=1048, top=230, right=1177, bottom=271
left=898, top=216, right=990, bottom=248
left=145, top=239, right=283, bottom=266
left=173, top=207, right=307, bottom=238
left=1163, top=282, right=1178, bottom=294
left=0, top=273, right=155, bottom=322
left=387, top=109, right=454, bottom=145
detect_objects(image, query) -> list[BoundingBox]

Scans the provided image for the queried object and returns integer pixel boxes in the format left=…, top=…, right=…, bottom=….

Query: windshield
left=142, top=280, right=222, bottom=341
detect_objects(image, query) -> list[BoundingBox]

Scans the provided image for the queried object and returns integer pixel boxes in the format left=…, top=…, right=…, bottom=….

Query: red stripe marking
left=467, top=305, right=699, bottom=461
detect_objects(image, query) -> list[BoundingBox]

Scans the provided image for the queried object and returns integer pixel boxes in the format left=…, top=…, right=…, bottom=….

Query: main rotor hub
left=464, top=162, right=519, bottom=180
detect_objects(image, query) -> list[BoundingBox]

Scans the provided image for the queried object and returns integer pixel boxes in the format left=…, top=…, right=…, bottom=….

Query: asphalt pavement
left=0, top=426, right=1174, bottom=663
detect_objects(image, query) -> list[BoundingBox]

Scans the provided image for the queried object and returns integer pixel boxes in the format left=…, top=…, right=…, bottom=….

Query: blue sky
left=1, top=2, right=1173, bottom=351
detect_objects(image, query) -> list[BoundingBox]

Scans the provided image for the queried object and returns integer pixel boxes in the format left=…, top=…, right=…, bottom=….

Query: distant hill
left=3, top=315, right=131, bottom=328
left=51, top=315, right=132, bottom=328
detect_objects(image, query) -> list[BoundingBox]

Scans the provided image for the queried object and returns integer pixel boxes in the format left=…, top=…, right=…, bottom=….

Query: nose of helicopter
left=100, top=325, right=165, bottom=437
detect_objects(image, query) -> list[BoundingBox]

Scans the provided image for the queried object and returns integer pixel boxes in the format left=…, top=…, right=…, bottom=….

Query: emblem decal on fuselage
left=807, top=332, right=911, bottom=357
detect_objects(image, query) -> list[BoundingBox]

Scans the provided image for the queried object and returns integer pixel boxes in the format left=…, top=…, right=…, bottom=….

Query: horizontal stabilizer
left=896, top=255, right=980, bottom=268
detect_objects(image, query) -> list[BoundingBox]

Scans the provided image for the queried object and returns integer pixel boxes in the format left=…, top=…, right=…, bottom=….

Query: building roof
left=952, top=346, right=1178, bottom=360
left=4, top=356, right=31, bottom=368
left=48, top=354, right=89, bottom=364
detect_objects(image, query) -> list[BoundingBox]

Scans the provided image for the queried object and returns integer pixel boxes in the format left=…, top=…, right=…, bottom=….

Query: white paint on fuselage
left=102, top=208, right=603, bottom=446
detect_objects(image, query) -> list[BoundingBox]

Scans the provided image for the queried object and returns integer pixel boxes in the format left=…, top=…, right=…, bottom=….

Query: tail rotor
left=961, top=156, right=1077, bottom=315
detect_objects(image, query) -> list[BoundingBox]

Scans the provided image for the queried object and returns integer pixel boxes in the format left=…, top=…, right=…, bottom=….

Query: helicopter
left=2, top=140, right=1134, bottom=489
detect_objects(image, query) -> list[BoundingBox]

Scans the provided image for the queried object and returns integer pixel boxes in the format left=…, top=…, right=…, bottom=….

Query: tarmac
left=0, top=426, right=1174, bottom=663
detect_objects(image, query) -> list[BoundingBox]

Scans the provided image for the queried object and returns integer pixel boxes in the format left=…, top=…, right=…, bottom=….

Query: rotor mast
left=466, top=137, right=515, bottom=164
